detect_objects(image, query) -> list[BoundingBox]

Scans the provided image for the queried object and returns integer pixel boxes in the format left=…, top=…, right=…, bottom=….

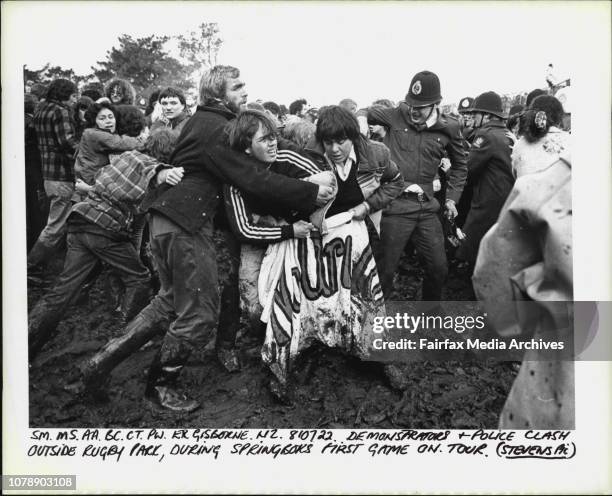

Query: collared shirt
left=424, top=107, right=440, bottom=129
left=33, top=99, right=78, bottom=182
left=325, top=145, right=357, bottom=181
left=71, top=150, right=165, bottom=235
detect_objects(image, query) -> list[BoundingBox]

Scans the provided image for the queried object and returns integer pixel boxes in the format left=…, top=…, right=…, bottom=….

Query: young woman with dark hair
left=74, top=102, right=147, bottom=197
left=512, top=95, right=569, bottom=178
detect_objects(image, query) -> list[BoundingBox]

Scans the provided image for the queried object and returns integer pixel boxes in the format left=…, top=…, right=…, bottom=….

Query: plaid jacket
left=71, top=150, right=167, bottom=235
left=32, top=99, right=78, bottom=182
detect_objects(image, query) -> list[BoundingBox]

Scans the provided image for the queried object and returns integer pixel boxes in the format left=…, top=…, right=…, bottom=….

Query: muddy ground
left=28, top=239, right=517, bottom=429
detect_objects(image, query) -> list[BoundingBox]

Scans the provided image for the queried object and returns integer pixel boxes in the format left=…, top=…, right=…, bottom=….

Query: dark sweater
left=143, top=103, right=319, bottom=233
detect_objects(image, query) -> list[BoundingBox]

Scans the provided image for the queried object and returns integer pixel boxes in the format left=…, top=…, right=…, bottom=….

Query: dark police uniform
left=366, top=103, right=467, bottom=300
left=456, top=119, right=515, bottom=264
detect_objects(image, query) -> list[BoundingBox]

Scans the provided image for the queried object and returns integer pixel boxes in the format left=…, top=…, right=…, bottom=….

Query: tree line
left=24, top=22, right=223, bottom=97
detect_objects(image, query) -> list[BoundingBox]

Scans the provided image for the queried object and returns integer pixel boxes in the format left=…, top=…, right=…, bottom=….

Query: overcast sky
left=2, top=1, right=601, bottom=107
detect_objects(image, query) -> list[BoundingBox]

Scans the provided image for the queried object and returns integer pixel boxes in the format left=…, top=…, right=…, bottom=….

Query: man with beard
left=358, top=70, right=467, bottom=301
left=80, top=65, right=335, bottom=412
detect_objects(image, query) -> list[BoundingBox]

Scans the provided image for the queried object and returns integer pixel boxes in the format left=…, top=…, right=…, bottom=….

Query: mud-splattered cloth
left=257, top=216, right=384, bottom=385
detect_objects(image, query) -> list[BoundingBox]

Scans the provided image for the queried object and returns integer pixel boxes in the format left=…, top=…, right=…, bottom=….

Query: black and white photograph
left=3, top=1, right=611, bottom=494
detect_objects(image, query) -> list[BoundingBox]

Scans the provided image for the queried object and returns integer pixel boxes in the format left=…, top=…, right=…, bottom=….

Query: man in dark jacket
left=81, top=65, right=334, bottom=412
left=358, top=70, right=467, bottom=301
left=455, top=91, right=515, bottom=267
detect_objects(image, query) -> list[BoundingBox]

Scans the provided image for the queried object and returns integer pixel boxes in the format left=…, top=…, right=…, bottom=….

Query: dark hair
left=143, top=128, right=178, bottom=163
left=114, top=104, right=147, bottom=137
left=81, top=82, right=105, bottom=102
left=289, top=98, right=307, bottom=115
left=24, top=94, right=39, bottom=114
left=520, top=95, right=564, bottom=143
left=263, top=101, right=280, bottom=116
left=72, top=96, right=94, bottom=139
left=104, top=78, right=136, bottom=105
left=145, top=89, right=161, bottom=116
left=84, top=101, right=116, bottom=129
left=46, top=78, right=77, bottom=102
left=225, top=109, right=278, bottom=152
left=158, top=87, right=186, bottom=106
left=525, top=88, right=547, bottom=108
left=315, top=105, right=361, bottom=144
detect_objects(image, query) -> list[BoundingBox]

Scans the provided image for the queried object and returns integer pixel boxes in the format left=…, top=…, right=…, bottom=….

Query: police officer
left=457, top=96, right=476, bottom=143
left=456, top=91, right=515, bottom=267
left=359, top=70, right=467, bottom=301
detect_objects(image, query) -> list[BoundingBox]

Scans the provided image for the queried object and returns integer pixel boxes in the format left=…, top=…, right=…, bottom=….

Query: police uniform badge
left=412, top=80, right=422, bottom=95
left=473, top=136, right=485, bottom=148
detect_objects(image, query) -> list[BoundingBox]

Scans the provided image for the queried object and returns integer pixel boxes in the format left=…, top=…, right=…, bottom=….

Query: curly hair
left=114, top=104, right=146, bottom=137
left=520, top=95, right=564, bottom=144
left=282, top=119, right=315, bottom=150
left=225, top=109, right=278, bottom=153
left=104, top=78, right=137, bottom=105
left=84, top=101, right=116, bottom=129
left=46, top=78, right=77, bottom=102
left=315, top=105, right=361, bottom=144
left=143, top=128, right=178, bottom=163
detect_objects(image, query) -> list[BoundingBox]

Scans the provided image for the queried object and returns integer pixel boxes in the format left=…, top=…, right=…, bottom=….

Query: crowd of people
left=24, top=65, right=572, bottom=427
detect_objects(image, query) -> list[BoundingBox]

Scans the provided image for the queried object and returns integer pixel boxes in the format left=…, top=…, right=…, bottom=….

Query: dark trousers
left=215, top=229, right=241, bottom=350
left=28, top=231, right=150, bottom=354
left=137, top=214, right=219, bottom=354
left=379, top=197, right=448, bottom=301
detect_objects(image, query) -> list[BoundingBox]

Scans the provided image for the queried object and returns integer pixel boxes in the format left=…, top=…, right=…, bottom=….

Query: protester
left=359, top=70, right=467, bottom=301
left=507, top=104, right=524, bottom=138
left=74, top=101, right=147, bottom=199
left=257, top=105, right=403, bottom=397
left=104, top=78, right=137, bottom=105
left=455, top=91, right=515, bottom=268
left=288, top=98, right=310, bottom=118
left=28, top=78, right=79, bottom=272
left=151, top=87, right=191, bottom=134
left=72, top=96, right=94, bottom=141
left=512, top=95, right=569, bottom=178
left=81, top=82, right=105, bottom=102
left=282, top=118, right=316, bottom=151
left=29, top=129, right=185, bottom=360
left=262, top=101, right=283, bottom=127
left=80, top=65, right=335, bottom=412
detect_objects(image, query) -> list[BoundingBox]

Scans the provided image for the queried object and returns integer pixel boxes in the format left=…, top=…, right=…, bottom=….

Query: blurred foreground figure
left=473, top=152, right=573, bottom=429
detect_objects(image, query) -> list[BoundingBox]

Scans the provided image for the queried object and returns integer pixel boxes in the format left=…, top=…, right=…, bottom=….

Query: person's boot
left=216, top=346, right=241, bottom=373
left=80, top=313, right=165, bottom=393
left=117, top=286, right=151, bottom=327
left=144, top=338, right=200, bottom=413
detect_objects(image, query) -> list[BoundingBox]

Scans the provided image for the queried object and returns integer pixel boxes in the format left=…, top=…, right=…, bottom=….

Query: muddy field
left=28, top=240, right=517, bottom=429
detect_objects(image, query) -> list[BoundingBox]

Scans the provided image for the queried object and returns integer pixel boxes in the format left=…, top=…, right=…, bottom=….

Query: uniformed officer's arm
left=444, top=125, right=468, bottom=204
left=467, top=133, right=494, bottom=179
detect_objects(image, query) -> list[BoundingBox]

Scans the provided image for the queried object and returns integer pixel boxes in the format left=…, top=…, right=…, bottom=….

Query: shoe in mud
left=268, top=377, right=293, bottom=406
left=217, top=347, right=241, bottom=373
left=146, top=385, right=200, bottom=413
